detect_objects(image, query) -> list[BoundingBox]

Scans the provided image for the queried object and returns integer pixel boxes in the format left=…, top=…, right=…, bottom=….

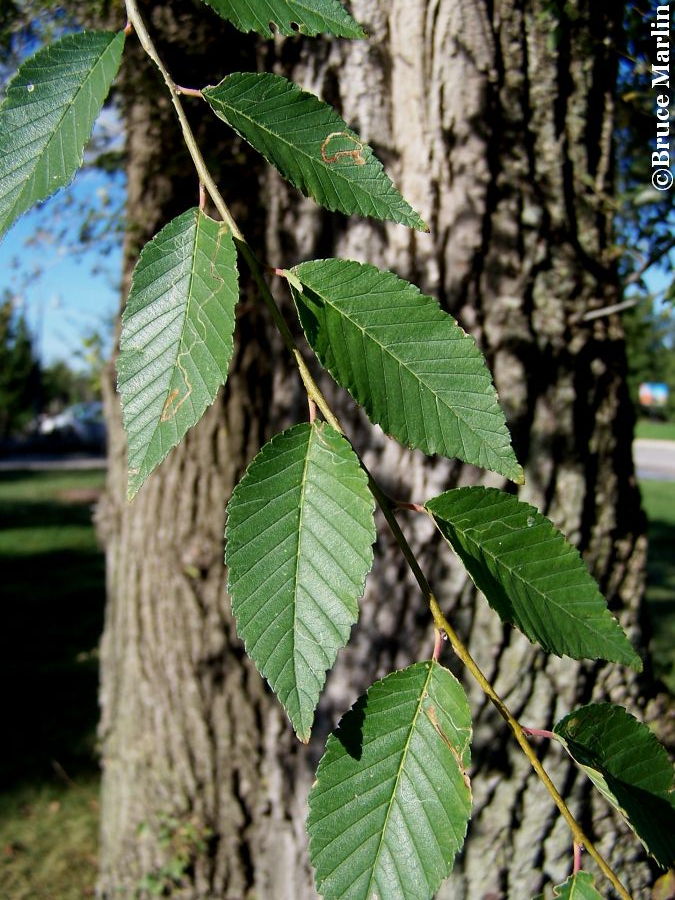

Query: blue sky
left=0, top=167, right=124, bottom=369
left=0, top=168, right=670, bottom=370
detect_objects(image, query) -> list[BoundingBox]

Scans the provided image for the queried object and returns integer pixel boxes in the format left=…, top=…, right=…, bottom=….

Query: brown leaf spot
left=321, top=131, right=366, bottom=166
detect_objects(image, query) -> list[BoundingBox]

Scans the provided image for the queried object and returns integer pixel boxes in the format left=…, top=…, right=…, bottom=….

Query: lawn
left=0, top=468, right=105, bottom=899
left=639, top=479, right=675, bottom=692
left=635, top=418, right=675, bottom=442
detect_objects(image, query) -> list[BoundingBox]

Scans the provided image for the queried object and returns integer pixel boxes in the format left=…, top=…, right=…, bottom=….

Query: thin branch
left=122, top=6, right=632, bottom=897
left=625, top=234, right=675, bottom=286
left=583, top=297, right=638, bottom=321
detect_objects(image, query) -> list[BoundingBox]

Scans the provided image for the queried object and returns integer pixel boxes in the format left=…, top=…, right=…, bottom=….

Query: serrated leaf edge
left=292, top=259, right=523, bottom=482
left=0, top=31, right=125, bottom=239
left=226, top=422, right=375, bottom=741
left=204, top=76, right=427, bottom=231
left=362, top=660, right=436, bottom=899
left=121, top=209, right=237, bottom=499
left=309, top=660, right=472, bottom=899
left=199, top=0, right=366, bottom=38
left=426, top=490, right=641, bottom=669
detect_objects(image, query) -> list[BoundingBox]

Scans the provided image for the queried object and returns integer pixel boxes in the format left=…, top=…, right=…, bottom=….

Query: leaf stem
left=395, top=500, right=426, bottom=513
left=522, top=727, right=557, bottom=740
left=122, top=6, right=632, bottom=897
left=175, top=84, right=203, bottom=98
left=574, top=841, right=583, bottom=875
left=432, top=628, right=444, bottom=662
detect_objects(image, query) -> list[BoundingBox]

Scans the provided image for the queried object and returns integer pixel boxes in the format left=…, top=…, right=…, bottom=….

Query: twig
left=583, top=298, right=638, bottom=321
left=122, top=6, right=632, bottom=897
left=625, top=234, right=675, bottom=286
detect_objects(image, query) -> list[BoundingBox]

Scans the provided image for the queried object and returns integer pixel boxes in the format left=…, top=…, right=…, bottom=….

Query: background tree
left=4, top=0, right=667, bottom=896
left=624, top=299, right=675, bottom=417
left=0, top=292, right=40, bottom=438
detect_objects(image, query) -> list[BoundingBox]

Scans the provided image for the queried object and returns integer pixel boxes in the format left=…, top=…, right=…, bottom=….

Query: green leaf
left=0, top=31, right=125, bottom=240
left=547, top=873, right=604, bottom=899
left=203, top=73, right=425, bottom=230
left=308, top=661, right=472, bottom=900
left=553, top=703, right=675, bottom=868
left=291, top=259, right=522, bottom=481
left=118, top=209, right=239, bottom=499
left=425, top=487, right=642, bottom=668
left=225, top=422, right=375, bottom=741
left=198, top=0, right=365, bottom=38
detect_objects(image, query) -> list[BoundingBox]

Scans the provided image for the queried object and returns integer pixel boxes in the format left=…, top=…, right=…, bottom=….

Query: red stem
left=522, top=727, right=557, bottom=740
left=432, top=628, right=444, bottom=661
left=573, top=841, right=583, bottom=875
left=175, top=84, right=203, bottom=98
left=395, top=500, right=426, bottom=513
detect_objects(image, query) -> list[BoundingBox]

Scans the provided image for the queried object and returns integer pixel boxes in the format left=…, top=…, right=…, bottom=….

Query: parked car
left=38, top=401, right=106, bottom=448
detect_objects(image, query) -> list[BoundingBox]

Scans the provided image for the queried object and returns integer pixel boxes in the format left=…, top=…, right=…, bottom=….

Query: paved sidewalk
left=0, top=454, right=106, bottom=472
left=634, top=439, right=675, bottom=481
left=0, top=442, right=672, bottom=479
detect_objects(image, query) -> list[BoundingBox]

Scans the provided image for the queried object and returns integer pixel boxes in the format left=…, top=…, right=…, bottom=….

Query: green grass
left=635, top=419, right=675, bottom=441
left=0, top=466, right=672, bottom=895
left=0, top=779, right=99, bottom=899
left=0, top=468, right=105, bottom=899
left=639, top=479, right=675, bottom=692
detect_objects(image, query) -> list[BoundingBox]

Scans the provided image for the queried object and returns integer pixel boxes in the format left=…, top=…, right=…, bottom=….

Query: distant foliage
left=0, top=293, right=40, bottom=438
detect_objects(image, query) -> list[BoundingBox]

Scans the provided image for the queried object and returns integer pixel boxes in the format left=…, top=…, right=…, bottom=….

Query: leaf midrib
left=3, top=33, right=119, bottom=233
left=290, top=424, right=318, bottom=740
left=311, top=282, right=508, bottom=453
left=444, top=515, right=630, bottom=657
left=206, top=79, right=411, bottom=220
left=135, top=210, right=206, bottom=477
left=364, top=663, right=435, bottom=899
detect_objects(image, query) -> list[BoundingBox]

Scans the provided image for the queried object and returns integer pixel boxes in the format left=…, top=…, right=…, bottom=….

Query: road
left=0, top=442, right=673, bottom=479
left=0, top=454, right=106, bottom=472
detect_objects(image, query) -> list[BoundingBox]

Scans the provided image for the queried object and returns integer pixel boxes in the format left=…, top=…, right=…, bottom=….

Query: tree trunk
left=97, top=1, right=661, bottom=897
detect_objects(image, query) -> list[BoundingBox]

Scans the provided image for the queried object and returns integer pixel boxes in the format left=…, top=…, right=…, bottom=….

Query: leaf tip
left=628, top=650, right=644, bottom=673
left=409, top=213, right=430, bottom=232
left=126, top=469, right=142, bottom=502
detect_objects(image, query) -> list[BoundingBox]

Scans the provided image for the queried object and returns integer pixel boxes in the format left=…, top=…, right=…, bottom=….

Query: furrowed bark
left=93, top=1, right=662, bottom=896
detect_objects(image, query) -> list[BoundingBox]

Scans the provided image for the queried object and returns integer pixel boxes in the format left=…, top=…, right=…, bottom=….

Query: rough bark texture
left=96, top=1, right=663, bottom=897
